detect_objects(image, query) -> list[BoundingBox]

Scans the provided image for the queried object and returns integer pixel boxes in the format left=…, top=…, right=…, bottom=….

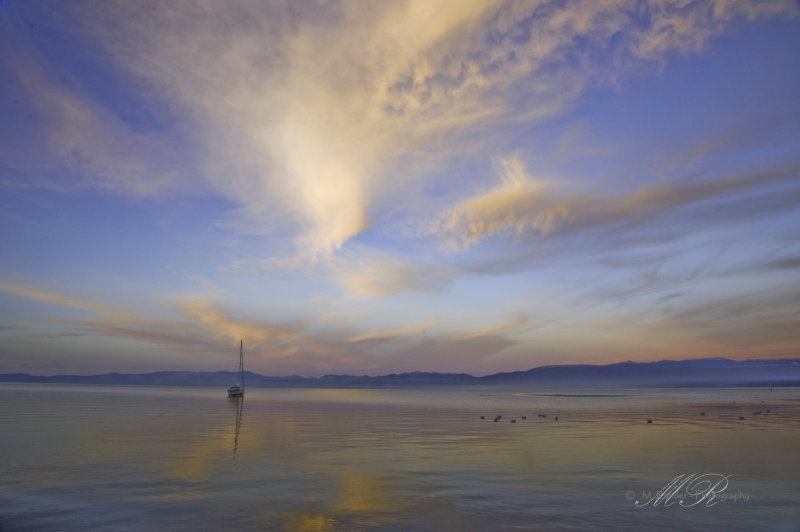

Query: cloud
left=5, top=0, right=795, bottom=261
left=381, top=334, right=519, bottom=375
left=0, top=279, right=455, bottom=374
left=637, top=285, right=800, bottom=358
left=451, top=314, right=529, bottom=341
left=72, top=317, right=217, bottom=351
left=0, top=17, right=191, bottom=196
left=0, top=280, right=221, bottom=357
left=432, top=155, right=799, bottom=252
left=631, top=0, right=799, bottom=60
left=766, top=256, right=800, bottom=271
left=3, top=2, right=798, bottom=377
left=0, top=280, right=299, bottom=357
left=177, top=297, right=300, bottom=345
left=0, top=280, right=113, bottom=314
left=349, top=318, right=437, bottom=344
left=431, top=156, right=567, bottom=249
left=332, top=246, right=453, bottom=297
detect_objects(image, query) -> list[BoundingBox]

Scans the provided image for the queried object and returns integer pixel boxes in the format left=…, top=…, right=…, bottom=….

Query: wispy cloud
left=0, top=280, right=122, bottom=316
left=349, top=318, right=437, bottom=344
left=430, top=156, right=566, bottom=249
left=0, top=20, right=190, bottom=195
left=177, top=297, right=300, bottom=345
left=0, top=280, right=220, bottom=360
left=766, top=256, right=800, bottom=271
left=332, top=246, right=453, bottom=297
left=451, top=314, right=529, bottom=341
left=630, top=0, right=799, bottom=59
left=635, top=285, right=800, bottom=358
left=0, top=280, right=298, bottom=357
left=432, top=155, right=799, bottom=255
left=5, top=0, right=795, bottom=260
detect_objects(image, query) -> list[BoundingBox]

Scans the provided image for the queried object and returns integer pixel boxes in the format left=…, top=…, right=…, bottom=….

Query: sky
left=1, top=0, right=799, bottom=377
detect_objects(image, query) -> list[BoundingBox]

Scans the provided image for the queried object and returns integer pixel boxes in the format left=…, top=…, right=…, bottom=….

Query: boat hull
left=227, top=386, right=244, bottom=397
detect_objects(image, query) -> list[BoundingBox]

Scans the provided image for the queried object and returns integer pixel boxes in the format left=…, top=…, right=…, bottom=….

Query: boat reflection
left=229, top=395, right=244, bottom=459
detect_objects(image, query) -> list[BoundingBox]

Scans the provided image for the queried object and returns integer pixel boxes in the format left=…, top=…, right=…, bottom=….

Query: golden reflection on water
left=336, top=473, right=401, bottom=515
left=274, top=473, right=403, bottom=531
left=281, top=513, right=336, bottom=532
left=70, top=394, right=258, bottom=485
left=165, top=396, right=263, bottom=483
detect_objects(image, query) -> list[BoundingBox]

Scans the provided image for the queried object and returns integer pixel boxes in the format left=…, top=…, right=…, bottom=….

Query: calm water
left=0, top=384, right=798, bottom=531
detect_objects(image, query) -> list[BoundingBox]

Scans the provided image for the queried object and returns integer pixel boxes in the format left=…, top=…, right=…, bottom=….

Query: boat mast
left=239, top=339, right=244, bottom=388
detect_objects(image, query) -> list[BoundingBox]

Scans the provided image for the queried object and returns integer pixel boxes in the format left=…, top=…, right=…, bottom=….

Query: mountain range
left=1, top=357, right=798, bottom=388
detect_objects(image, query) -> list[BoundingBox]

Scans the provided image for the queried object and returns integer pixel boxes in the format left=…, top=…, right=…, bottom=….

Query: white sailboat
left=227, top=340, right=245, bottom=397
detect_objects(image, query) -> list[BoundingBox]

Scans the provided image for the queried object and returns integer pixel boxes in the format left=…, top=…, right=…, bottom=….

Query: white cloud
left=631, top=0, right=799, bottom=59
left=4, top=0, right=797, bottom=262
left=431, top=153, right=799, bottom=252
left=431, top=156, right=569, bottom=249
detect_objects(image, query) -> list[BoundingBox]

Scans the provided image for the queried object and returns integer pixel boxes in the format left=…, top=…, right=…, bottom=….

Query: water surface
left=1, top=384, right=798, bottom=530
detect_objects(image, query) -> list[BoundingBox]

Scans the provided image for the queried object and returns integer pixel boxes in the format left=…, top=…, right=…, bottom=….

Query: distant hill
left=479, top=357, right=800, bottom=387
left=1, top=358, right=798, bottom=388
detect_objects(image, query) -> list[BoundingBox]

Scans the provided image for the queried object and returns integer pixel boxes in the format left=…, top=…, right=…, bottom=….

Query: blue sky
left=1, top=0, right=798, bottom=376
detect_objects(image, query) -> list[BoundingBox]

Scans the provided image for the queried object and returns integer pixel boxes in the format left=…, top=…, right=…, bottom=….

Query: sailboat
left=227, top=340, right=245, bottom=397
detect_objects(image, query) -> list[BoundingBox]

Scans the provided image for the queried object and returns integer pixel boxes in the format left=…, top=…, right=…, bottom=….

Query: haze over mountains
left=1, top=358, right=798, bottom=388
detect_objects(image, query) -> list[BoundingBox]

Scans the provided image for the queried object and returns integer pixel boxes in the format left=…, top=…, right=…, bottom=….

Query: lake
left=0, top=384, right=798, bottom=530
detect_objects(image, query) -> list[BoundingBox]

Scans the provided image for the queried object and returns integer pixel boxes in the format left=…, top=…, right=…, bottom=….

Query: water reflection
left=229, top=396, right=244, bottom=460
left=1, top=385, right=799, bottom=531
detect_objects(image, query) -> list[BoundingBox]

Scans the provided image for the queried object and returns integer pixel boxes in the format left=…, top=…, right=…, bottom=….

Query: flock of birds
left=480, top=408, right=772, bottom=425
left=480, top=413, right=558, bottom=423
